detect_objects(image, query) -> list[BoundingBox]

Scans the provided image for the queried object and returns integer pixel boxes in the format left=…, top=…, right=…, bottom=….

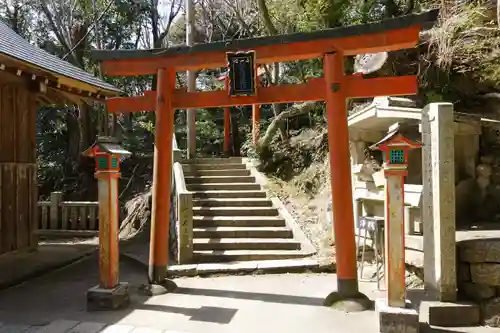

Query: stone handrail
left=173, top=161, right=193, bottom=264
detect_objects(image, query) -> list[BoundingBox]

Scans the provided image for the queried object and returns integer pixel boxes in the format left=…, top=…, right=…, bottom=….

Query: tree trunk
left=66, top=109, right=81, bottom=170
left=257, top=102, right=318, bottom=150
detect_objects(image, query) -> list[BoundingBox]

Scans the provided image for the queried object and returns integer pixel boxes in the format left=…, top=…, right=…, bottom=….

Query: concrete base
left=138, top=279, right=178, bottom=296
left=419, top=301, right=480, bottom=327
left=86, top=282, right=130, bottom=311
left=375, top=298, right=419, bottom=333
left=323, top=291, right=372, bottom=312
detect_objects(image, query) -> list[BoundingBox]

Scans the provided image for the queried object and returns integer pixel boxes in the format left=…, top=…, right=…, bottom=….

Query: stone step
left=183, top=163, right=246, bottom=171
left=193, top=216, right=286, bottom=227
left=182, top=157, right=243, bottom=164
left=185, top=175, right=255, bottom=184
left=193, top=238, right=301, bottom=251
left=193, top=226, right=293, bottom=238
left=192, top=190, right=267, bottom=199
left=193, top=249, right=307, bottom=262
left=192, top=198, right=273, bottom=207
left=187, top=183, right=261, bottom=191
left=184, top=169, right=251, bottom=177
left=193, top=206, right=279, bottom=216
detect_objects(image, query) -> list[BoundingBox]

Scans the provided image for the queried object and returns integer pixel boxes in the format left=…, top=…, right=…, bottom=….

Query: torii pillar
left=223, top=77, right=231, bottom=155
left=322, top=52, right=371, bottom=311
left=142, top=68, right=178, bottom=295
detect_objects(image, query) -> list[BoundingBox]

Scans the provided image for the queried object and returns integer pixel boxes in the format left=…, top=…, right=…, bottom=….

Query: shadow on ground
left=0, top=253, right=487, bottom=333
left=0, top=253, right=239, bottom=327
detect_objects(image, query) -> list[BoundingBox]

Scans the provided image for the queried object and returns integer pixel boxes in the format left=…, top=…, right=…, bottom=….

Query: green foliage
left=2, top=0, right=499, bottom=200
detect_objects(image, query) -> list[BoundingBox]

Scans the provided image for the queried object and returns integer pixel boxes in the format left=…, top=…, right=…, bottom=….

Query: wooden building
left=0, top=20, right=120, bottom=255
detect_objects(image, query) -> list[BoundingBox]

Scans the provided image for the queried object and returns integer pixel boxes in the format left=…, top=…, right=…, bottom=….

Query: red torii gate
left=91, top=9, right=438, bottom=307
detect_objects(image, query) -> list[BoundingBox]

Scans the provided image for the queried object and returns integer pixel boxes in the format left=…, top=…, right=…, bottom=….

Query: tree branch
left=257, top=102, right=319, bottom=149
left=257, top=0, right=278, bottom=35
left=39, top=1, right=77, bottom=64
left=156, top=0, right=182, bottom=47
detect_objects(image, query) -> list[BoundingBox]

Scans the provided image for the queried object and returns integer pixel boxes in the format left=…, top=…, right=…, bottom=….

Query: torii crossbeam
left=91, top=9, right=438, bottom=307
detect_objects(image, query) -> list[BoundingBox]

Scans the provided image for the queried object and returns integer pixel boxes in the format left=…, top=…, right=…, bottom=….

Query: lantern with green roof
left=83, top=136, right=131, bottom=173
left=370, top=124, right=421, bottom=174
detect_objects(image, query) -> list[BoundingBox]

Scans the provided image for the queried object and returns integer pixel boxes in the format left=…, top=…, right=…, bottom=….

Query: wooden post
left=223, top=77, right=231, bottom=156
left=96, top=171, right=120, bottom=289
left=252, top=104, right=260, bottom=144
left=323, top=52, right=359, bottom=298
left=384, top=171, right=406, bottom=308
left=49, top=191, right=63, bottom=230
left=149, top=68, right=176, bottom=287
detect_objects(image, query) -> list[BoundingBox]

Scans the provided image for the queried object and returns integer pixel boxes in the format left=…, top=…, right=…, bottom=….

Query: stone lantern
left=82, top=136, right=131, bottom=311
left=370, top=123, right=421, bottom=332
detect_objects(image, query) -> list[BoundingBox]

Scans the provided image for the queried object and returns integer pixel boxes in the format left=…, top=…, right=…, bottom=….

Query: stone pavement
left=0, top=242, right=96, bottom=289
left=0, top=319, right=187, bottom=332
left=0, top=253, right=496, bottom=333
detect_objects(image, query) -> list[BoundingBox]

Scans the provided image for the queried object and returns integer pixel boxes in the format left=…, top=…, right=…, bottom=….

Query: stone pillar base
left=323, top=288, right=372, bottom=312
left=138, top=279, right=178, bottom=296
left=375, top=298, right=419, bottom=333
left=419, top=301, right=480, bottom=327
left=87, top=282, right=130, bottom=311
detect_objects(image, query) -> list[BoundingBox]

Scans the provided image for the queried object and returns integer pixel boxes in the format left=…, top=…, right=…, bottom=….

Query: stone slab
left=167, top=264, right=198, bottom=277
left=0, top=244, right=97, bottom=291
left=32, top=320, right=79, bottom=333
left=99, top=325, right=135, bottom=333
left=67, top=322, right=106, bottom=333
left=470, top=263, right=500, bottom=285
left=0, top=324, right=31, bottom=333
left=196, top=261, right=258, bottom=275
left=86, top=283, right=130, bottom=311
left=129, top=328, right=163, bottom=333
left=256, top=258, right=319, bottom=272
left=458, top=238, right=500, bottom=263
left=419, top=301, right=480, bottom=327
left=122, top=250, right=333, bottom=277
left=460, top=282, right=496, bottom=301
left=375, top=298, right=418, bottom=333
left=23, top=327, right=45, bottom=333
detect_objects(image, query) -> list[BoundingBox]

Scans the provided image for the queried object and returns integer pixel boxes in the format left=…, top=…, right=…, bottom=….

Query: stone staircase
left=182, top=157, right=311, bottom=263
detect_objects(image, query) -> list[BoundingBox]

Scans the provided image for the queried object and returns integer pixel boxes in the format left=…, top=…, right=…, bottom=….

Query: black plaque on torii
left=227, top=51, right=256, bottom=97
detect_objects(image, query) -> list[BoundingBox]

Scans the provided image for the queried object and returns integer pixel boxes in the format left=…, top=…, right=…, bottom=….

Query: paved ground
left=0, top=242, right=96, bottom=289
left=0, top=254, right=497, bottom=333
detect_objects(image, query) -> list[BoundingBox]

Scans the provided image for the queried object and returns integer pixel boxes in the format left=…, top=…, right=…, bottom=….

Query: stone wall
left=457, top=238, right=500, bottom=326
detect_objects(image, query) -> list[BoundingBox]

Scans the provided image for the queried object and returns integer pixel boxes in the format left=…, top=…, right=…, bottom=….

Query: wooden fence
left=38, top=192, right=98, bottom=235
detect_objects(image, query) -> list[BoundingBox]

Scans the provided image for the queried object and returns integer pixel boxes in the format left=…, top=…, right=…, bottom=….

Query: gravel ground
left=266, top=175, right=334, bottom=260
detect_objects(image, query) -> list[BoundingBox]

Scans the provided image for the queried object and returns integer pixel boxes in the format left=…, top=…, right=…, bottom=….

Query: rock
left=470, top=263, right=500, bottom=286
left=459, top=239, right=500, bottom=263
left=457, top=262, right=471, bottom=283
left=461, top=282, right=496, bottom=301
left=482, top=297, right=500, bottom=327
